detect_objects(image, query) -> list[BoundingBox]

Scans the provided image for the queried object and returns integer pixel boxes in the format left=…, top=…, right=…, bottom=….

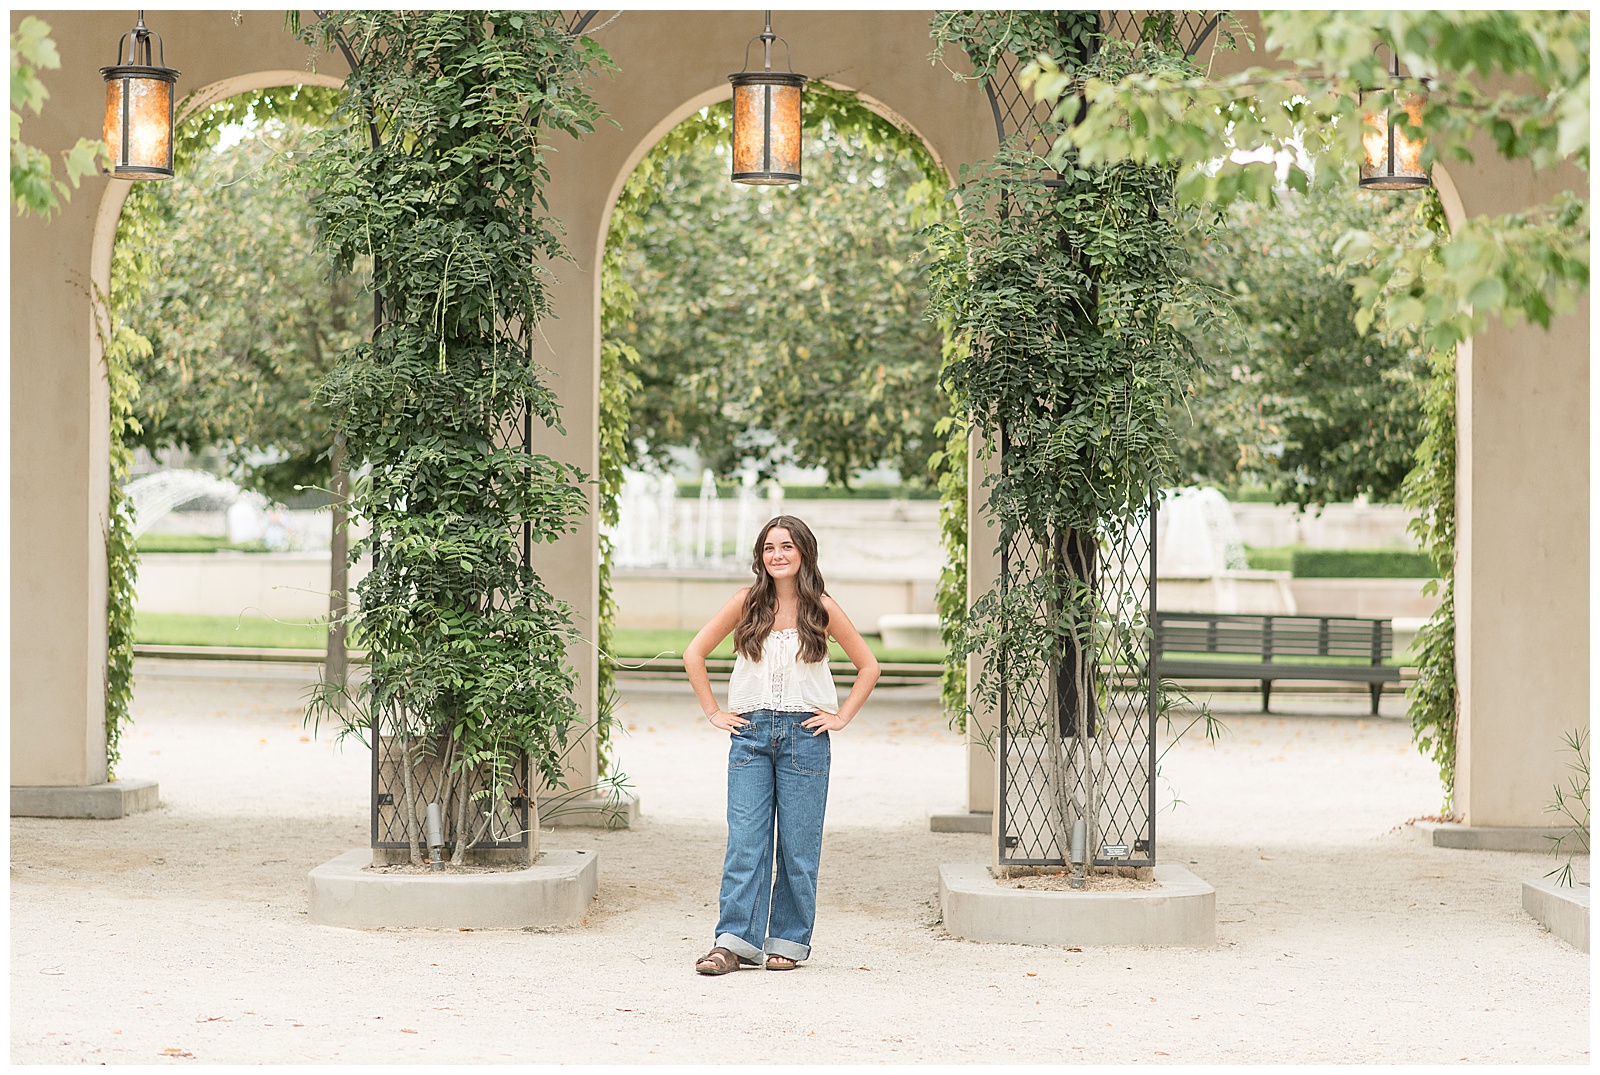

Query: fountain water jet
left=1155, top=487, right=1295, bottom=614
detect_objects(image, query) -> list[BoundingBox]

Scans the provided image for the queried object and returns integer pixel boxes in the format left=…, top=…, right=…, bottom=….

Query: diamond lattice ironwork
left=972, top=11, right=1194, bottom=870
left=368, top=387, right=540, bottom=859
left=981, top=11, right=1226, bottom=152
left=996, top=482, right=1158, bottom=869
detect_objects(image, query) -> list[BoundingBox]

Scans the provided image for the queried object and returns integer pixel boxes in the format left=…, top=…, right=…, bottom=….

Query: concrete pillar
left=9, top=8, right=343, bottom=806
left=966, top=432, right=1002, bottom=831
left=1455, top=311, right=1590, bottom=825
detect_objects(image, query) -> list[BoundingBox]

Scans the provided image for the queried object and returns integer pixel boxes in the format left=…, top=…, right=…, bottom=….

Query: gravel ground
left=9, top=660, right=1589, bottom=1065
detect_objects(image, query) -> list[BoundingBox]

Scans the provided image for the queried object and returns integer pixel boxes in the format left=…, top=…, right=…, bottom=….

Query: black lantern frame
left=1358, top=47, right=1431, bottom=192
left=728, top=11, right=807, bottom=185
left=99, top=10, right=179, bottom=180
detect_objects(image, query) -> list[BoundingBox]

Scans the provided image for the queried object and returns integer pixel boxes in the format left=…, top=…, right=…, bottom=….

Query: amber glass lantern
left=728, top=11, right=806, bottom=185
left=100, top=11, right=179, bottom=180
left=1359, top=49, right=1430, bottom=191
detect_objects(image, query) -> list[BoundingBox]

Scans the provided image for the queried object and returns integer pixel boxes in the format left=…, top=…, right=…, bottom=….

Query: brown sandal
left=765, top=954, right=799, bottom=971
left=695, top=947, right=741, bottom=975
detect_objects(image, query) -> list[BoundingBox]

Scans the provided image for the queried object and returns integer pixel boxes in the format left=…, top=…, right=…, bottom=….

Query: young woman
left=684, top=515, right=880, bottom=974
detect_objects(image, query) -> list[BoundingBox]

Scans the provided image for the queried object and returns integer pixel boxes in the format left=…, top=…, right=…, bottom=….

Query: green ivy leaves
left=299, top=11, right=611, bottom=813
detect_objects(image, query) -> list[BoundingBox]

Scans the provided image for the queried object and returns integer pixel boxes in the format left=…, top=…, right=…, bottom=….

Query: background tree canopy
left=1175, top=166, right=1434, bottom=506
left=125, top=90, right=367, bottom=503
left=615, top=115, right=946, bottom=487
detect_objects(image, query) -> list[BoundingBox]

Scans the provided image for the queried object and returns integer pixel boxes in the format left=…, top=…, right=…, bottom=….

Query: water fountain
left=611, top=466, right=791, bottom=576
left=124, top=469, right=270, bottom=539
left=1155, top=486, right=1295, bottom=613
left=733, top=471, right=762, bottom=562
left=695, top=469, right=724, bottom=565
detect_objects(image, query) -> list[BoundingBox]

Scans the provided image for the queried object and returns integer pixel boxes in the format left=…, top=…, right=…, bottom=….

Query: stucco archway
left=11, top=10, right=1587, bottom=835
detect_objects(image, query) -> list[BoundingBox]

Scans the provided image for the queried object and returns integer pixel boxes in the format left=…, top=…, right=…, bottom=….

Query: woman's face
left=761, top=527, right=801, bottom=581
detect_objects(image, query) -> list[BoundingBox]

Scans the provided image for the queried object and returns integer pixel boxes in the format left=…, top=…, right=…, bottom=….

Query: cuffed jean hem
left=762, top=936, right=810, bottom=962
left=714, top=933, right=765, bottom=965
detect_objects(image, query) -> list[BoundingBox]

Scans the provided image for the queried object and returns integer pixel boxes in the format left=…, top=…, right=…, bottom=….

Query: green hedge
left=677, top=482, right=938, bottom=500
left=1244, top=546, right=1439, bottom=578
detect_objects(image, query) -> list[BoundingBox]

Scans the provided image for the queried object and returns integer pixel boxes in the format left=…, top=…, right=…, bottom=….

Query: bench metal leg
left=1261, top=679, right=1272, bottom=713
left=1370, top=682, right=1381, bottom=716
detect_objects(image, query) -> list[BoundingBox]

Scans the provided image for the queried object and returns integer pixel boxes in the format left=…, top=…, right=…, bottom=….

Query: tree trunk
left=325, top=436, right=349, bottom=694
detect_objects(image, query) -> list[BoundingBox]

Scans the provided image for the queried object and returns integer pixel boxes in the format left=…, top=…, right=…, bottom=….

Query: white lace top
left=726, top=628, right=839, bottom=715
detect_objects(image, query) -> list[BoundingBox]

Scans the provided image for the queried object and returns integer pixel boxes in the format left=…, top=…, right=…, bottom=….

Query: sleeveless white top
left=727, top=628, right=839, bottom=715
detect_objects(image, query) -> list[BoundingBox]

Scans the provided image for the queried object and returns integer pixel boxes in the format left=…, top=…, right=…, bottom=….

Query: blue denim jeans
left=714, top=708, right=831, bottom=964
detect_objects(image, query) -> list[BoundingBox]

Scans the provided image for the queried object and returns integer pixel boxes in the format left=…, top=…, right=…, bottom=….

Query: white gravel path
left=9, top=660, right=1589, bottom=1064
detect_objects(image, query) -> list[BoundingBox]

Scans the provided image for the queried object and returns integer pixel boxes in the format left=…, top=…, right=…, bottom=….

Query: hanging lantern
left=728, top=11, right=806, bottom=185
left=100, top=11, right=179, bottom=180
left=1359, top=49, right=1429, bottom=191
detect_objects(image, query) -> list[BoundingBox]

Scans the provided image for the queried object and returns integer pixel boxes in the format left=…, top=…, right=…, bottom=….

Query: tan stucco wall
left=10, top=10, right=1588, bottom=830
left=10, top=10, right=345, bottom=787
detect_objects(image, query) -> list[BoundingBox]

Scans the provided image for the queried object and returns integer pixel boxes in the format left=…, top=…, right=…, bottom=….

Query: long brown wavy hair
left=734, top=515, right=831, bottom=663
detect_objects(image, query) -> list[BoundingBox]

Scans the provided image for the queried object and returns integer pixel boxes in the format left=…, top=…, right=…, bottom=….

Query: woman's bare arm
left=801, top=595, right=880, bottom=734
left=684, top=588, right=751, bottom=733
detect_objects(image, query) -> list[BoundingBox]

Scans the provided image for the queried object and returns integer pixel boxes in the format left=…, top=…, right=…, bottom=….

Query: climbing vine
left=1400, top=189, right=1459, bottom=813
left=926, top=15, right=1212, bottom=733
left=297, top=11, right=612, bottom=861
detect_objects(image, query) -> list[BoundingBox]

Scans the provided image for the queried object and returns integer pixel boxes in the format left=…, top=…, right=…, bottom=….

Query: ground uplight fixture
left=100, top=10, right=179, bottom=180
left=1358, top=46, right=1430, bottom=191
left=728, top=10, right=806, bottom=185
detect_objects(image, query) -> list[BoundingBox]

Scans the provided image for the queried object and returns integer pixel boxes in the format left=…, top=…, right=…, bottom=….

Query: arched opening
left=91, top=72, right=367, bottom=804
left=590, top=79, right=967, bottom=809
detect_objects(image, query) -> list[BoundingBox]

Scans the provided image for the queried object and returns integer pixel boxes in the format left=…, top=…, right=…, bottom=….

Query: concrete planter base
left=1415, top=820, right=1570, bottom=853
left=927, top=807, right=993, bottom=834
left=11, top=778, right=159, bottom=819
left=308, top=848, right=598, bottom=930
left=1522, top=876, right=1590, bottom=952
left=939, top=863, right=1215, bottom=947
left=539, top=793, right=640, bottom=829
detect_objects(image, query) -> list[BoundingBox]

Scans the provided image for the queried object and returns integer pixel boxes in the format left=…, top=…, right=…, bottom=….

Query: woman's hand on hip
left=707, top=710, right=750, bottom=734
left=801, top=709, right=850, bottom=735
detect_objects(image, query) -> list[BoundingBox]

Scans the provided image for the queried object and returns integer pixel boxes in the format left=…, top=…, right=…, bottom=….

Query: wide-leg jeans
left=713, top=708, right=831, bottom=963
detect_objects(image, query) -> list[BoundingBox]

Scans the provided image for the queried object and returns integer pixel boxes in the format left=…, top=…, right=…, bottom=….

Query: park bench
left=1153, top=611, right=1401, bottom=714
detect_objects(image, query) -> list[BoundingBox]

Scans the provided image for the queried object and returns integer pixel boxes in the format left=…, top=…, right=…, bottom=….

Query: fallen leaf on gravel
left=1155, top=1051, right=1169, bottom=1056
left=161, top=1047, right=194, bottom=1058
left=39, top=967, right=64, bottom=975
left=401, top=1028, right=418, bottom=1034
left=299, top=736, right=310, bottom=743
left=195, top=1016, right=224, bottom=1023
left=1066, top=947, right=1082, bottom=953
left=1026, top=973, right=1037, bottom=977
left=1259, top=855, right=1273, bottom=860
left=858, top=966, right=870, bottom=971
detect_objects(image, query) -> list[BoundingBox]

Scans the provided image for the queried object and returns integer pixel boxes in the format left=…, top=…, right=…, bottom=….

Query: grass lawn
left=134, top=612, right=329, bottom=649
left=609, top=628, right=944, bottom=665
left=131, top=619, right=948, bottom=663
left=136, top=534, right=269, bottom=554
